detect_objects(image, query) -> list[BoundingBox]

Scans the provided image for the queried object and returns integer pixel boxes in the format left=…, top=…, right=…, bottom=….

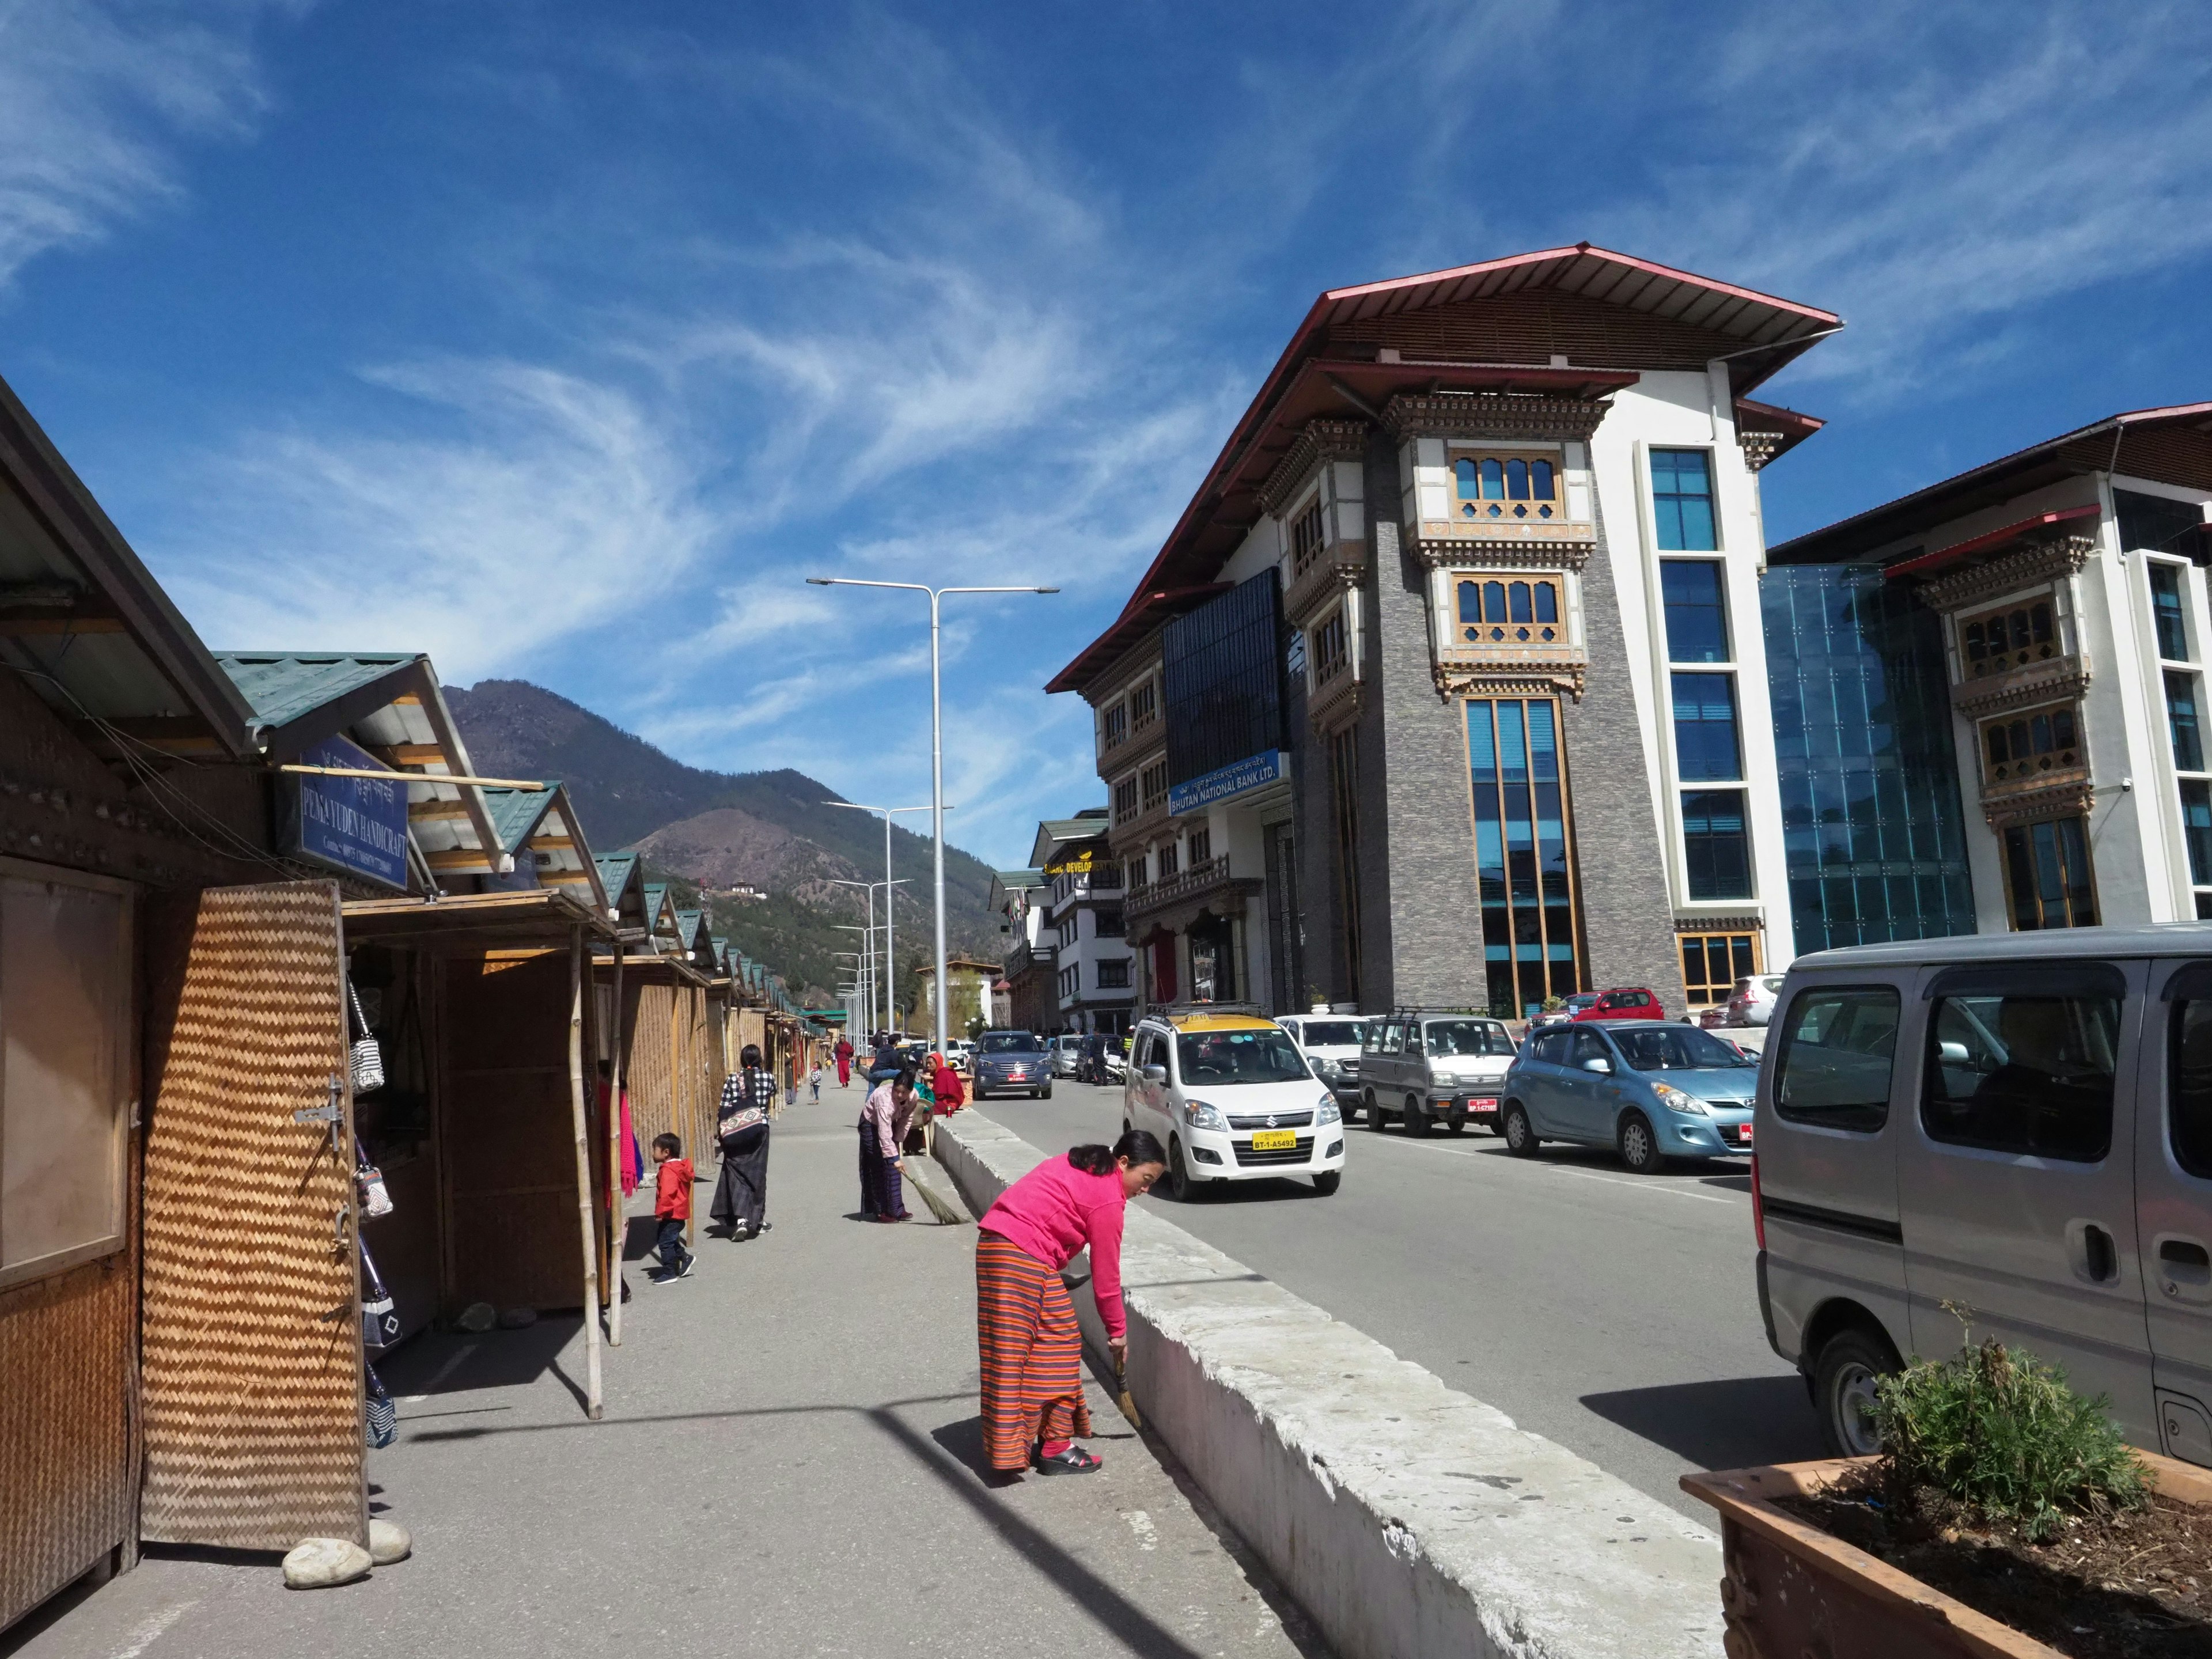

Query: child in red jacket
left=650, top=1133, right=695, bottom=1282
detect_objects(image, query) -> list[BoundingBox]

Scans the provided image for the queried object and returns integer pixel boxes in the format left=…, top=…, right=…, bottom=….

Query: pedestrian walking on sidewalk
left=858, top=1069, right=915, bottom=1222
left=835, top=1037, right=853, bottom=1088
left=649, top=1134, right=695, bottom=1282
left=809, top=1063, right=822, bottom=1103
left=974, top=1130, right=1167, bottom=1477
left=711, top=1044, right=775, bottom=1242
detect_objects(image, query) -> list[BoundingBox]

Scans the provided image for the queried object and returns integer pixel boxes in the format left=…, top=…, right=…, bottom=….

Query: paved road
left=10, top=1089, right=1323, bottom=1659
left=972, top=1076, right=1821, bottom=1528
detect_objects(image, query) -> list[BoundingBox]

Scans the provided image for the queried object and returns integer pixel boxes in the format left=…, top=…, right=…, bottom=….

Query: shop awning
left=341, top=887, right=616, bottom=948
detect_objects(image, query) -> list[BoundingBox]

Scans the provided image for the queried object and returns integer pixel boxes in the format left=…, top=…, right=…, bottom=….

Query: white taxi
left=1124, top=1009, right=1345, bottom=1200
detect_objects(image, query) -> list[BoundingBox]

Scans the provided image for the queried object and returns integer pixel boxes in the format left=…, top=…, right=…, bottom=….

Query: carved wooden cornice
left=1411, top=534, right=1593, bottom=574
left=1737, top=431, right=1785, bottom=472
left=1306, top=669, right=1364, bottom=736
left=1918, top=536, right=2096, bottom=614
left=1256, top=418, right=1372, bottom=516
left=1433, top=663, right=1587, bottom=703
left=1285, top=553, right=1365, bottom=628
left=1674, top=914, right=1763, bottom=934
left=1980, top=772, right=2093, bottom=830
left=1950, top=660, right=2092, bottom=719
left=1381, top=392, right=1611, bottom=444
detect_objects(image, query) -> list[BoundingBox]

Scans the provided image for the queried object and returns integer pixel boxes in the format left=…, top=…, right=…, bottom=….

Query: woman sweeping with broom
left=974, top=1130, right=1166, bottom=1477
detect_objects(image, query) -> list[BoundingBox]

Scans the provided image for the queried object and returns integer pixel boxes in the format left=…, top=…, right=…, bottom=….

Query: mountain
left=442, top=679, right=1009, bottom=1001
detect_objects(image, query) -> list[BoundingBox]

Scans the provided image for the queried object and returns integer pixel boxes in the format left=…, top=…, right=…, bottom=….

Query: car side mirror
left=1142, top=1064, right=1168, bottom=1084
left=1937, top=1041, right=1969, bottom=1063
left=1582, top=1057, right=1612, bottom=1074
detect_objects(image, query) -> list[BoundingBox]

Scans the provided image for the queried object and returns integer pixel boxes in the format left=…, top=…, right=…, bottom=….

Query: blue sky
left=5, top=1, right=2211, bottom=869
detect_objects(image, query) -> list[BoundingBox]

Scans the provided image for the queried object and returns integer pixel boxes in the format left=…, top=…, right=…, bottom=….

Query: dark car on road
left=970, top=1029, right=1053, bottom=1100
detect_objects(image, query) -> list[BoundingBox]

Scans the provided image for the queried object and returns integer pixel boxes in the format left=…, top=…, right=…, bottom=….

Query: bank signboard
left=282, top=734, right=411, bottom=891
left=1168, top=749, right=1286, bottom=816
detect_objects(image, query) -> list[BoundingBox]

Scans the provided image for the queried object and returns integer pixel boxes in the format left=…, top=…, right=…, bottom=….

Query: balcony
left=1005, top=939, right=1056, bottom=981
left=1950, top=652, right=2090, bottom=719
left=1123, top=854, right=1263, bottom=932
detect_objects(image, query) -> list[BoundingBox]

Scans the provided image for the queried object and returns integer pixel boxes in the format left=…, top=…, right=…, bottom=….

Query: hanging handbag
left=717, top=1069, right=767, bottom=1143
left=365, top=1361, right=397, bottom=1449
left=354, top=1135, right=393, bottom=1219
left=349, top=981, right=385, bottom=1096
left=359, top=1238, right=400, bottom=1350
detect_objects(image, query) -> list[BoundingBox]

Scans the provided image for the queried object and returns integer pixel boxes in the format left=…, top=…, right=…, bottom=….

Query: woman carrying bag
left=710, top=1043, right=777, bottom=1242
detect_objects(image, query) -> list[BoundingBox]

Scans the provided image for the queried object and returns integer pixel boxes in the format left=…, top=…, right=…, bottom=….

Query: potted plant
left=1683, top=1321, right=2212, bottom=1659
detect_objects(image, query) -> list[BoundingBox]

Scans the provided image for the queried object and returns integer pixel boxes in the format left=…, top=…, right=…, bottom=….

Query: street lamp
left=830, top=878, right=909, bottom=1031
left=824, top=801, right=951, bottom=1051
left=806, top=575, right=1058, bottom=1052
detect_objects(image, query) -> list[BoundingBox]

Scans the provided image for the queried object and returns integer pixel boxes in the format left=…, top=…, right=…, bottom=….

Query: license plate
left=1733, top=1124, right=1753, bottom=1143
left=1470, top=1097, right=1498, bottom=1112
left=1249, top=1129, right=1298, bottom=1152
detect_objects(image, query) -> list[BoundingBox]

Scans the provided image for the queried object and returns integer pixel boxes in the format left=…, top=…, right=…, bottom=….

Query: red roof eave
left=1885, top=505, right=2101, bottom=579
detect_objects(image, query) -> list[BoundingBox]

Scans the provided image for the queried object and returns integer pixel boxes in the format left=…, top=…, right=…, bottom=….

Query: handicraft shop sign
left=281, top=735, right=410, bottom=891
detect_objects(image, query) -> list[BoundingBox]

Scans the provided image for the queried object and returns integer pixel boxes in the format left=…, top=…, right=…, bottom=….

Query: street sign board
left=281, top=734, right=410, bottom=891
left=1168, top=749, right=1286, bottom=816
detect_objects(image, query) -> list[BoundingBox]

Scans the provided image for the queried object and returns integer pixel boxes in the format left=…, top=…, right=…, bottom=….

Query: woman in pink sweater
left=974, top=1129, right=1168, bottom=1476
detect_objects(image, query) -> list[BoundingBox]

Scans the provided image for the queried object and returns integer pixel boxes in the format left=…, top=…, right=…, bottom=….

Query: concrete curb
left=903, top=1150, right=969, bottom=1226
left=935, top=1110, right=1724, bottom=1659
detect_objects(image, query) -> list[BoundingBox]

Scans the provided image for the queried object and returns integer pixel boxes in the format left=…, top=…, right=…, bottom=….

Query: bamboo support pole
left=607, top=944, right=626, bottom=1347
left=566, top=927, right=604, bottom=1419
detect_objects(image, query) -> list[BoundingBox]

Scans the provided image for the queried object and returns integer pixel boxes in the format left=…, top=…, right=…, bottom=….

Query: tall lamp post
left=831, top=878, right=909, bottom=1032
left=824, top=801, right=948, bottom=1046
left=806, top=577, right=1057, bottom=1052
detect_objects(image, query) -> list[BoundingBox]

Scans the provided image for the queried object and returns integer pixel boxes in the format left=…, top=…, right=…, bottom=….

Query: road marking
left=1119, top=1509, right=1158, bottom=1551
left=400, top=1340, right=479, bottom=1403
left=112, top=1600, right=195, bottom=1659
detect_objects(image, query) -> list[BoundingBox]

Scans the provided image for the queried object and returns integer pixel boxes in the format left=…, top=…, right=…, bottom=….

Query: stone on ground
left=368, top=1519, right=412, bottom=1564
left=282, top=1538, right=372, bottom=1589
left=452, top=1302, right=495, bottom=1333
left=496, top=1307, right=537, bottom=1329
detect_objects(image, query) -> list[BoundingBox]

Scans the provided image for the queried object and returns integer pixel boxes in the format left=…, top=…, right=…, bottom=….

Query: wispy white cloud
left=0, top=0, right=294, bottom=286
left=1597, top=1, right=2212, bottom=393
left=165, top=357, right=718, bottom=671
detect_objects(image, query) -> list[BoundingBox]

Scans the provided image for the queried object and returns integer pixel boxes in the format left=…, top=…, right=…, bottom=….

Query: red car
left=1570, top=987, right=1664, bottom=1021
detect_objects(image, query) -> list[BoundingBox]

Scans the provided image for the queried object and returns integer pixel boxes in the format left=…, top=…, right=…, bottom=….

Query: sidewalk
left=5, top=1084, right=1321, bottom=1659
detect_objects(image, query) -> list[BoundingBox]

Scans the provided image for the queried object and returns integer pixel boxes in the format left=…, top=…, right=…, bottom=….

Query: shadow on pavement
left=372, top=1316, right=588, bottom=1399
left=1580, top=1374, right=1822, bottom=1473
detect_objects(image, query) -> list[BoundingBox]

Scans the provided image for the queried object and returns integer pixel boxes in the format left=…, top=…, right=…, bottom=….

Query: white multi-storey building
left=1029, top=810, right=1135, bottom=1034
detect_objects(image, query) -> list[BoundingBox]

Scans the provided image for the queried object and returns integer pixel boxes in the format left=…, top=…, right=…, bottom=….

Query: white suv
left=1125, top=1010, right=1346, bottom=1201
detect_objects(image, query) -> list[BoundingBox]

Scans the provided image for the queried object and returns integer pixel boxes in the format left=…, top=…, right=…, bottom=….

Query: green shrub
left=1876, top=1324, right=2147, bottom=1539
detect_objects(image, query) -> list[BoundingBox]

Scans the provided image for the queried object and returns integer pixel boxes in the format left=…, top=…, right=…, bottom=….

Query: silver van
left=1277, top=1013, right=1369, bottom=1107
left=1358, top=1009, right=1518, bottom=1134
left=1757, top=926, right=2212, bottom=1467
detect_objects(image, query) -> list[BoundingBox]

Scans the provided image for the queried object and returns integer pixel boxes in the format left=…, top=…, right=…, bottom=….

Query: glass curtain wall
left=1762, top=565, right=1977, bottom=950
left=2148, top=558, right=2212, bottom=918
left=1464, top=698, right=1580, bottom=1017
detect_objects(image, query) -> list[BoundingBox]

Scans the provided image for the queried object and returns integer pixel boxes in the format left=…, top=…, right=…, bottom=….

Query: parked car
left=1697, top=1005, right=1730, bottom=1029
left=1125, top=1010, right=1344, bottom=1200
left=1755, top=928, right=2212, bottom=1470
left=944, top=1038, right=975, bottom=1074
left=971, top=1029, right=1052, bottom=1100
left=1570, top=987, right=1666, bottom=1022
left=1276, top=1013, right=1369, bottom=1107
left=1501, top=1020, right=1757, bottom=1175
left=1532, top=994, right=1597, bottom=1028
left=1725, top=975, right=1786, bottom=1026
left=1048, top=1034, right=1083, bottom=1078
left=1101, top=1040, right=1127, bottom=1083
left=1358, top=1011, right=1518, bottom=1134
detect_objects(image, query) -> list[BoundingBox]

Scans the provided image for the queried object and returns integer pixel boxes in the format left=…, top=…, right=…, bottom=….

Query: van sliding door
left=2141, top=961, right=2212, bottom=1465
left=1899, top=959, right=2154, bottom=1446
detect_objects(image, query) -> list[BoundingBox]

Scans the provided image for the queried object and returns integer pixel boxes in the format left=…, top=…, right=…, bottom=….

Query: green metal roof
left=1037, top=816, right=1109, bottom=841
left=215, top=653, right=418, bottom=729
left=482, top=785, right=559, bottom=855
left=596, top=851, right=640, bottom=901
left=676, top=909, right=707, bottom=952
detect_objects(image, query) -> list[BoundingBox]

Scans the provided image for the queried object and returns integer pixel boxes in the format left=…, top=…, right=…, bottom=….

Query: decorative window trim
left=1256, top=418, right=1369, bottom=516
left=1918, top=535, right=2095, bottom=615
left=1381, top=392, right=1608, bottom=444
left=1429, top=566, right=1585, bottom=701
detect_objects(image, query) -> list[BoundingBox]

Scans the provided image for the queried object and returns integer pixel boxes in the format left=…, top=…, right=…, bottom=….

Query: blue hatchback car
left=1500, top=1020, right=1758, bottom=1172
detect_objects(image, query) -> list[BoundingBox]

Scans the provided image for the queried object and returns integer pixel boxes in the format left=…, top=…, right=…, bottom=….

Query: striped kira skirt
left=975, top=1230, right=1090, bottom=1471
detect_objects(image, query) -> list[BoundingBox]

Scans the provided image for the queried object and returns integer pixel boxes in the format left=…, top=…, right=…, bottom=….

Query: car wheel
left=1404, top=1095, right=1430, bottom=1137
left=1502, top=1102, right=1541, bottom=1157
left=1445, top=1113, right=1465, bottom=1136
left=1364, top=1090, right=1388, bottom=1131
left=1312, top=1171, right=1342, bottom=1196
left=972, top=1087, right=987, bottom=1101
left=1813, top=1327, right=1898, bottom=1459
left=1166, top=1136, right=1198, bottom=1202
left=1619, top=1111, right=1666, bottom=1174
left=1041, top=1086, right=1053, bottom=1100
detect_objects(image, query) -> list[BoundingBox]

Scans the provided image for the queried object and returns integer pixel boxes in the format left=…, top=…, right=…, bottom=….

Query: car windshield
left=1299, top=1021, right=1365, bottom=1047
left=1175, top=1029, right=1312, bottom=1085
left=1424, top=1019, right=1513, bottom=1057
left=1609, top=1027, right=1756, bottom=1071
left=979, top=1033, right=1042, bottom=1054
left=1565, top=995, right=1599, bottom=1010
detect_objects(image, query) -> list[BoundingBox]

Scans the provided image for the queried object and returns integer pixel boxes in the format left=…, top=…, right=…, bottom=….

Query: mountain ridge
left=442, top=679, right=1007, bottom=1001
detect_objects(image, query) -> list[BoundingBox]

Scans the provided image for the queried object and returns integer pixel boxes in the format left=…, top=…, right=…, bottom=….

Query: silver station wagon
left=1756, top=927, right=2212, bottom=1466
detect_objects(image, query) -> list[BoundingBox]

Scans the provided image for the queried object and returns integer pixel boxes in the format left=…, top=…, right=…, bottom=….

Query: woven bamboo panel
left=139, top=882, right=363, bottom=1550
left=0, top=1253, right=133, bottom=1632
left=440, top=950, right=586, bottom=1312
left=628, top=982, right=677, bottom=1153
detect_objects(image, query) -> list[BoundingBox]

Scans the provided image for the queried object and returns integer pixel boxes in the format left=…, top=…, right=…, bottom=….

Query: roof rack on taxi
left=1145, top=1001, right=1267, bottom=1019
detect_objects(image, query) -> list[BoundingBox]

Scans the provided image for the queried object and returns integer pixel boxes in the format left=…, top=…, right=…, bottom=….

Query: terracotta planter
left=1680, top=1454, right=2212, bottom=1659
